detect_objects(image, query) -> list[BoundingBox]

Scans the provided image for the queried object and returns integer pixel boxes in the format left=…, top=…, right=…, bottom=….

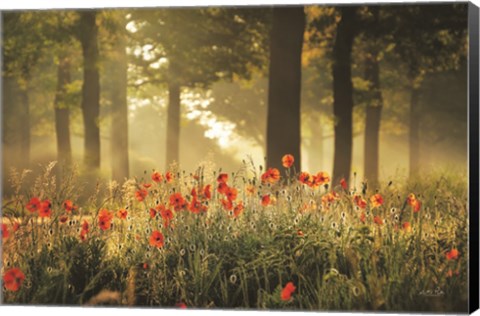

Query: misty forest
left=1, top=4, right=470, bottom=312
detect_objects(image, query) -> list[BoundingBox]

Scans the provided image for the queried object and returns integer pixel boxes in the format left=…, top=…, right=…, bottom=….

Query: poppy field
left=0, top=156, right=468, bottom=312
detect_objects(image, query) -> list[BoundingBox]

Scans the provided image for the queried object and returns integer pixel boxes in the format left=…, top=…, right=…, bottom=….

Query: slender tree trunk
left=166, top=81, right=181, bottom=168
left=363, top=8, right=383, bottom=186
left=54, top=56, right=72, bottom=166
left=409, top=87, right=420, bottom=177
left=332, top=6, right=356, bottom=184
left=266, top=6, right=305, bottom=171
left=110, top=26, right=129, bottom=182
left=79, top=11, right=101, bottom=169
left=18, top=85, right=30, bottom=169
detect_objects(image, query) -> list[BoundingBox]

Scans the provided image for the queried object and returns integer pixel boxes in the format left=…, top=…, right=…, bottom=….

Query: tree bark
left=166, top=81, right=181, bottom=168
left=363, top=8, right=383, bottom=186
left=54, top=56, right=72, bottom=166
left=266, top=6, right=305, bottom=172
left=110, top=26, right=130, bottom=182
left=332, top=6, right=357, bottom=184
left=18, top=86, right=30, bottom=169
left=79, top=11, right=101, bottom=169
left=409, top=87, right=421, bottom=177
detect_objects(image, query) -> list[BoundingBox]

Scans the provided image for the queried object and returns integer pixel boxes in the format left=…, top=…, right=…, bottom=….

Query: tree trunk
left=409, top=87, right=421, bottom=177
left=110, top=26, right=130, bottom=182
left=332, top=6, right=356, bottom=184
left=266, top=6, right=305, bottom=172
left=18, top=86, right=30, bottom=169
left=79, top=11, right=101, bottom=169
left=363, top=8, right=383, bottom=186
left=54, top=56, right=72, bottom=166
left=166, top=81, right=181, bottom=168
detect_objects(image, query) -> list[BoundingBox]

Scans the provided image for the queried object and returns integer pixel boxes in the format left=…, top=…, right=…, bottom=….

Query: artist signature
left=418, top=287, right=445, bottom=297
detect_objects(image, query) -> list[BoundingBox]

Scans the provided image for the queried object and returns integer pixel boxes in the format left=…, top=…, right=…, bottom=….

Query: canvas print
left=0, top=2, right=478, bottom=313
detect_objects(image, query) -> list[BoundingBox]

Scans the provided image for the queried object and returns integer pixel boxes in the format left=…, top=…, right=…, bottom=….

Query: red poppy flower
left=233, top=202, right=244, bottom=217
left=446, top=248, right=459, bottom=260
left=143, top=263, right=149, bottom=270
left=370, top=194, right=384, bottom=208
left=1, top=223, right=9, bottom=239
left=12, top=222, right=20, bottom=232
left=313, top=172, right=330, bottom=187
left=150, top=208, right=157, bottom=219
left=282, top=154, right=294, bottom=168
left=354, top=195, right=367, bottom=209
left=281, top=282, right=296, bottom=301
left=407, top=194, right=421, bottom=213
left=297, top=230, right=304, bottom=237
left=340, top=178, right=348, bottom=190
left=59, top=215, right=69, bottom=224
left=217, top=182, right=229, bottom=195
left=165, top=171, right=174, bottom=183
left=203, top=185, right=212, bottom=200
left=225, top=187, right=238, bottom=201
left=143, top=183, right=152, bottom=189
left=191, top=187, right=198, bottom=198
left=135, top=189, right=148, bottom=202
left=221, top=199, right=233, bottom=211
left=26, top=197, right=41, bottom=213
left=402, top=222, right=411, bottom=232
left=188, top=197, right=203, bottom=214
left=39, top=200, right=52, bottom=218
left=176, top=302, right=187, bottom=309
left=261, top=168, right=280, bottom=184
left=82, top=220, right=89, bottom=232
left=98, top=209, right=114, bottom=231
left=217, top=173, right=228, bottom=183
left=117, top=209, right=128, bottom=220
left=63, top=200, right=77, bottom=212
left=3, top=268, right=25, bottom=292
left=169, top=193, right=186, bottom=211
left=151, top=171, right=163, bottom=183
left=261, top=195, right=271, bottom=207
left=298, top=172, right=312, bottom=185
left=373, top=216, right=383, bottom=225
left=160, top=208, right=174, bottom=227
left=149, top=230, right=164, bottom=248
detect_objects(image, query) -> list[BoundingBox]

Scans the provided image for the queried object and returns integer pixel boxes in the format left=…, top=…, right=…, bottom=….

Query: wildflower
left=370, top=194, right=384, bottom=208
left=169, top=193, right=186, bottom=211
left=217, top=182, right=229, bottom=195
left=3, top=268, right=25, bottom=292
left=282, top=154, right=294, bottom=168
left=117, top=209, right=128, bottom=220
left=63, top=200, right=77, bottom=212
left=1, top=223, right=9, bottom=239
left=26, top=197, right=41, bottom=213
left=59, top=215, right=68, bottom=224
left=360, top=212, right=366, bottom=223
left=188, top=197, right=203, bottom=214
left=446, top=248, right=459, bottom=260
left=246, top=184, right=256, bottom=196
left=39, top=200, right=52, bottom=218
left=407, top=194, right=421, bottom=212
left=233, top=202, right=244, bottom=218
left=143, top=183, right=152, bottom=189
left=402, top=222, right=411, bottom=232
left=354, top=195, right=367, bottom=209
left=313, top=172, right=330, bottom=187
left=161, top=208, right=174, bottom=227
left=149, top=230, right=164, bottom=248
left=143, top=263, right=149, bottom=270
left=12, top=222, right=20, bottom=232
left=165, top=171, right=174, bottom=183
left=217, top=173, right=228, bottom=183
left=340, top=178, right=348, bottom=190
left=203, top=184, right=212, bottom=200
left=150, top=208, right=158, bottom=219
left=281, top=282, right=296, bottom=301
left=221, top=199, right=233, bottom=211
left=297, top=229, right=304, bottom=237
left=298, top=172, right=312, bottom=186
left=225, top=187, right=238, bottom=201
left=261, top=168, right=280, bottom=184
left=176, top=302, right=187, bottom=309
left=261, top=195, right=271, bottom=207
left=98, top=209, right=114, bottom=231
left=135, top=189, right=148, bottom=202
left=151, top=171, right=163, bottom=183
left=373, top=216, right=383, bottom=225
